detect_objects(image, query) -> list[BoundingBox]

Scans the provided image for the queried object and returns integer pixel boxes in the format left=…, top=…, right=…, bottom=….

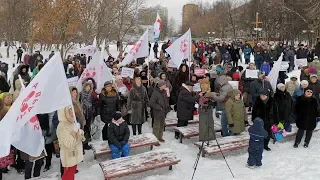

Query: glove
left=229, top=124, right=234, bottom=128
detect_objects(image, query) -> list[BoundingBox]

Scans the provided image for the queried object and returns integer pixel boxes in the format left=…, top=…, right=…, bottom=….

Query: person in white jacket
left=57, top=107, right=85, bottom=180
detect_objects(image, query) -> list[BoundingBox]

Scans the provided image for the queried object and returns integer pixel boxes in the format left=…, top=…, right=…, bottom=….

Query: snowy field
left=1, top=44, right=319, bottom=180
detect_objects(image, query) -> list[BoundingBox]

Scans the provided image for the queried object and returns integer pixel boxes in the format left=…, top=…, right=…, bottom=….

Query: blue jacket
left=259, top=63, right=271, bottom=76
left=254, top=53, right=264, bottom=63
left=292, top=86, right=304, bottom=101
left=243, top=47, right=252, bottom=60
left=248, top=117, right=268, bottom=144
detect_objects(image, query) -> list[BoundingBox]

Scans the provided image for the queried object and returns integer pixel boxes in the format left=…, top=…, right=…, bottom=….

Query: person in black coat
left=108, top=112, right=130, bottom=159
left=252, top=89, right=278, bottom=151
left=250, top=71, right=273, bottom=103
left=294, top=87, right=320, bottom=148
left=273, top=83, right=293, bottom=125
left=241, top=63, right=256, bottom=110
left=0, top=74, right=9, bottom=93
left=153, top=42, right=159, bottom=59
left=98, top=81, right=120, bottom=140
left=13, top=65, right=31, bottom=91
left=175, top=82, right=202, bottom=139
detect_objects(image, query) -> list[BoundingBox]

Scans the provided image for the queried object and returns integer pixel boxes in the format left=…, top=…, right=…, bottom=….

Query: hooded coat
left=69, top=86, right=86, bottom=127
left=225, top=89, right=247, bottom=134
left=176, top=84, right=199, bottom=121
left=173, top=64, right=189, bottom=93
left=13, top=65, right=31, bottom=91
left=98, top=87, right=120, bottom=124
left=273, top=89, right=293, bottom=124
left=0, top=74, right=9, bottom=93
left=250, top=79, right=273, bottom=102
left=127, top=81, right=148, bottom=125
left=56, top=107, right=84, bottom=168
left=295, top=95, right=319, bottom=131
left=149, top=85, right=170, bottom=120
left=248, top=117, right=268, bottom=150
left=207, top=75, right=233, bottom=110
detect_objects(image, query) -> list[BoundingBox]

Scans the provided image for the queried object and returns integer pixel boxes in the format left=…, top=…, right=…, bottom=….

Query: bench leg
left=150, top=145, right=153, bottom=150
left=179, top=134, right=183, bottom=143
left=169, top=165, right=173, bottom=170
left=202, top=151, right=206, bottom=158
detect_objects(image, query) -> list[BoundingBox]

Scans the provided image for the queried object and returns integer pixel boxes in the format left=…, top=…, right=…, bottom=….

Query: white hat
left=310, top=74, right=318, bottom=79
left=277, top=83, right=285, bottom=90
left=301, top=80, right=309, bottom=86
left=315, top=56, right=319, bottom=59
left=291, top=75, right=298, bottom=79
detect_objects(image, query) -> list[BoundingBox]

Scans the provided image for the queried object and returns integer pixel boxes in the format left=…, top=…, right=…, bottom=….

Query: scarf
left=81, top=91, right=92, bottom=109
left=112, top=118, right=124, bottom=126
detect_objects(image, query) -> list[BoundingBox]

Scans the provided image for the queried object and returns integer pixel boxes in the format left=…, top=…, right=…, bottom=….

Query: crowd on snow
left=0, top=40, right=320, bottom=179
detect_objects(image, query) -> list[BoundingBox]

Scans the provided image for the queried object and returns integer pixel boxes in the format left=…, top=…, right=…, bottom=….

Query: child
left=108, top=112, right=130, bottom=159
left=247, top=117, right=268, bottom=168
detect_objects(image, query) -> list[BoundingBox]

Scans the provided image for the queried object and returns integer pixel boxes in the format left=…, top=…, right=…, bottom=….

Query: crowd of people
left=0, top=39, right=320, bottom=179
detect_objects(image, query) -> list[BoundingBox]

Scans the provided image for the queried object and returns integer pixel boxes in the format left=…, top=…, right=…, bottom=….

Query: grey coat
left=44, top=112, right=57, bottom=145
left=207, top=75, right=233, bottom=110
left=149, top=86, right=170, bottom=120
left=127, top=85, right=149, bottom=125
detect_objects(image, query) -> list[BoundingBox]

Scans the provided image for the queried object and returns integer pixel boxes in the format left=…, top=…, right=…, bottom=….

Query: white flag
left=267, top=54, right=283, bottom=91
left=0, top=53, right=72, bottom=158
left=154, top=12, right=161, bottom=42
left=76, top=37, right=97, bottom=56
left=120, top=29, right=149, bottom=66
left=166, top=29, right=191, bottom=68
left=76, top=42, right=113, bottom=93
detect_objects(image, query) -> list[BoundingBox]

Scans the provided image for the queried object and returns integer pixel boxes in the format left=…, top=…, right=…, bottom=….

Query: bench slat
left=194, top=134, right=250, bottom=148
left=99, top=149, right=180, bottom=179
left=165, top=119, right=199, bottom=127
left=91, top=133, right=159, bottom=157
left=175, top=124, right=222, bottom=138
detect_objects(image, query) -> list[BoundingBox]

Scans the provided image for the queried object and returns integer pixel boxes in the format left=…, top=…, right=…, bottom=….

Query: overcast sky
left=146, top=0, right=214, bottom=25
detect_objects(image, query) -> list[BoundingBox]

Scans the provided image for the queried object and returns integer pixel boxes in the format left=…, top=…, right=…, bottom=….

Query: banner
left=295, top=58, right=308, bottom=68
left=121, top=67, right=134, bottom=79
left=245, top=70, right=259, bottom=78
left=67, top=76, right=79, bottom=87
left=267, top=55, right=283, bottom=91
left=194, top=69, right=206, bottom=76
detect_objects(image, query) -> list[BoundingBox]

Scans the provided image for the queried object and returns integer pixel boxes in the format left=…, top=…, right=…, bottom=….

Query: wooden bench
left=194, top=134, right=250, bottom=157
left=165, top=118, right=199, bottom=127
left=194, top=126, right=320, bottom=157
left=174, top=124, right=222, bottom=143
left=99, top=148, right=181, bottom=180
left=91, top=133, right=160, bottom=159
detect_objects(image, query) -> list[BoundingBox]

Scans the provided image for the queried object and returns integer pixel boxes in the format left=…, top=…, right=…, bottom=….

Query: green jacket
left=225, top=89, right=247, bottom=134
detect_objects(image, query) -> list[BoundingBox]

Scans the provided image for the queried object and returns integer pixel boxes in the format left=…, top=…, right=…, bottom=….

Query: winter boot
left=293, top=143, right=299, bottom=148
left=246, top=164, right=255, bottom=169
left=303, top=143, right=309, bottom=148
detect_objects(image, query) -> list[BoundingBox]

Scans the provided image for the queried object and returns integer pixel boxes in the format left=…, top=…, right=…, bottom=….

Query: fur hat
left=310, top=74, right=318, bottom=79
left=300, top=80, right=309, bottom=86
left=157, top=80, right=166, bottom=87
left=277, top=83, right=285, bottom=90
left=259, top=89, right=270, bottom=96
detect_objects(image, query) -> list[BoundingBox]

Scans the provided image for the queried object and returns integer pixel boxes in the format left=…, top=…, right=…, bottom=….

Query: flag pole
left=189, top=29, right=192, bottom=80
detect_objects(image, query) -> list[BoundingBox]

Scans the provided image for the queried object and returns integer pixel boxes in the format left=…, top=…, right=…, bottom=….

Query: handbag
left=53, top=140, right=60, bottom=154
left=0, top=150, right=14, bottom=169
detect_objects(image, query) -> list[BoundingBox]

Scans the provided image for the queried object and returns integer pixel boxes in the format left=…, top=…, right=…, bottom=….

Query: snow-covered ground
left=1, top=44, right=319, bottom=180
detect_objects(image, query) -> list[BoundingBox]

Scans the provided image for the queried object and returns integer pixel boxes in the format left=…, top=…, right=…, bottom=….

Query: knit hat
left=308, top=67, right=317, bottom=75
left=104, top=81, right=112, bottom=86
left=290, top=75, right=298, bottom=80
left=157, top=80, right=166, bottom=87
left=232, top=73, right=241, bottom=80
left=315, top=56, right=319, bottom=60
left=185, top=81, right=194, bottom=86
left=113, top=112, right=122, bottom=120
left=277, top=83, right=285, bottom=90
left=301, top=80, right=309, bottom=86
left=259, top=89, right=270, bottom=96
left=226, top=71, right=234, bottom=78
left=310, top=74, right=318, bottom=79
left=115, top=75, right=122, bottom=81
